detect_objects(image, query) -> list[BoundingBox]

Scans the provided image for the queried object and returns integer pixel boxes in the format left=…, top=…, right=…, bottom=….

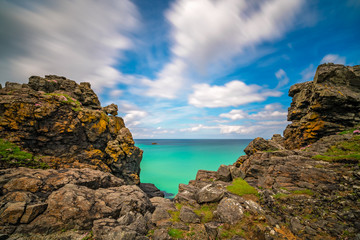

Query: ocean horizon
left=135, top=139, right=251, bottom=197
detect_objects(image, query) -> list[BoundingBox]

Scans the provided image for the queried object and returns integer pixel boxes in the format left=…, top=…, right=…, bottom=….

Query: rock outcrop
left=283, top=63, right=360, bottom=149
left=0, top=75, right=142, bottom=184
left=0, top=167, right=153, bottom=239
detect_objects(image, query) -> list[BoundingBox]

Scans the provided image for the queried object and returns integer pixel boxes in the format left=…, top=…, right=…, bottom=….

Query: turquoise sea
left=135, top=139, right=251, bottom=197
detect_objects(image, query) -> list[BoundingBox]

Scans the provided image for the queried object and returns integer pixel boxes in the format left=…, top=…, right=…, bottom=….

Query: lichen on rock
left=0, top=75, right=142, bottom=184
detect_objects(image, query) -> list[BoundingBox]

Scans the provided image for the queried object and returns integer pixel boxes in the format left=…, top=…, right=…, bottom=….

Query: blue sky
left=1, top=0, right=360, bottom=139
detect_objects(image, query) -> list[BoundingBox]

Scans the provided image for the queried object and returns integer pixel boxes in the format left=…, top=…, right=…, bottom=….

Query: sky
left=1, top=0, right=360, bottom=139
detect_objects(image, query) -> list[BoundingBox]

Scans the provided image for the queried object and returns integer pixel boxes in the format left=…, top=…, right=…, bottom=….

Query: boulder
left=179, top=206, right=200, bottom=223
left=214, top=198, right=244, bottom=224
left=244, top=137, right=283, bottom=156
left=140, top=183, right=165, bottom=198
left=217, top=165, right=232, bottom=182
left=196, top=184, right=224, bottom=203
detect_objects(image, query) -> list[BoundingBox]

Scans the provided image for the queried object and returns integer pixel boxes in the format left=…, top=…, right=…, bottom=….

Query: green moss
left=313, top=136, right=360, bottom=163
left=168, top=210, right=181, bottom=222
left=168, top=228, right=184, bottom=239
left=0, top=139, right=49, bottom=169
left=273, top=193, right=289, bottom=199
left=194, top=203, right=217, bottom=223
left=227, top=178, right=259, bottom=197
left=46, top=93, right=83, bottom=111
left=292, top=189, right=314, bottom=196
left=219, top=225, right=245, bottom=239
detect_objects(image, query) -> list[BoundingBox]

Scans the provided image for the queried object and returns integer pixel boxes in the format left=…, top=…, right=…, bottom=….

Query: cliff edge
left=0, top=75, right=142, bottom=184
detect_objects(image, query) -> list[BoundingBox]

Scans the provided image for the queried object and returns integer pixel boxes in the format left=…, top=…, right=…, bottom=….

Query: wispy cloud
left=220, top=104, right=287, bottom=121
left=275, top=69, right=289, bottom=88
left=189, top=81, right=282, bottom=108
left=0, top=0, right=139, bottom=91
left=320, top=54, right=346, bottom=65
left=141, top=0, right=305, bottom=99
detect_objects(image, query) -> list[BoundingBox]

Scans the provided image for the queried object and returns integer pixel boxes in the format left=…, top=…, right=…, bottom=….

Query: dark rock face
left=283, top=63, right=360, bottom=149
left=0, top=75, right=142, bottom=184
left=0, top=167, right=153, bottom=239
left=244, top=137, right=284, bottom=156
left=139, top=183, right=165, bottom=198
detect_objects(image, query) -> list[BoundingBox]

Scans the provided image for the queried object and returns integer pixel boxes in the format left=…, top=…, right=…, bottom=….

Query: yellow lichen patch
left=308, top=112, right=319, bottom=120
left=311, top=102, right=322, bottom=110
left=91, top=118, right=108, bottom=135
left=84, top=149, right=105, bottom=159
left=77, top=110, right=98, bottom=123
left=338, top=90, right=344, bottom=96
left=274, top=226, right=297, bottom=240
left=53, top=121, right=68, bottom=133
left=109, top=117, right=124, bottom=135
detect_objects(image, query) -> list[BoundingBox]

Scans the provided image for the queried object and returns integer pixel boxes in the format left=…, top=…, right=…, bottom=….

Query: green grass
left=45, top=93, right=83, bottom=111
left=219, top=225, right=245, bottom=239
left=273, top=193, right=289, bottom=199
left=292, top=189, right=314, bottom=196
left=168, top=210, right=181, bottom=222
left=168, top=228, right=184, bottom=239
left=226, top=178, right=259, bottom=197
left=338, top=126, right=359, bottom=135
left=0, top=139, right=48, bottom=169
left=312, top=136, right=360, bottom=163
left=194, top=203, right=217, bottom=223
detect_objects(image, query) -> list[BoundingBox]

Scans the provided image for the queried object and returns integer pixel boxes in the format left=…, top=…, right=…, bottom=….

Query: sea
left=135, top=139, right=251, bottom=197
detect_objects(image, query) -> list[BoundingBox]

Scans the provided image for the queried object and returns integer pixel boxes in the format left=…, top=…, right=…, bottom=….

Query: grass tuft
left=168, top=228, right=184, bottom=239
left=0, top=139, right=48, bottom=169
left=194, top=203, right=217, bottom=223
left=227, top=178, right=259, bottom=197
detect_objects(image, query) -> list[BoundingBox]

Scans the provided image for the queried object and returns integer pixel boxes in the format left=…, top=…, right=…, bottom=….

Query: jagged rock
left=195, top=170, right=218, bottom=181
left=196, top=184, right=224, bottom=203
left=150, top=197, right=176, bottom=211
left=271, top=134, right=285, bottom=146
left=204, top=222, right=219, bottom=240
left=102, top=103, right=118, bottom=116
left=0, top=202, right=26, bottom=225
left=0, top=168, right=153, bottom=239
left=152, top=229, right=171, bottom=240
left=151, top=207, right=171, bottom=223
left=0, top=75, right=142, bottom=184
left=140, top=183, right=165, bottom=198
left=179, top=206, right=200, bottom=223
left=284, top=63, right=360, bottom=149
left=217, top=164, right=232, bottom=182
left=214, top=198, right=244, bottom=224
left=244, top=137, right=283, bottom=156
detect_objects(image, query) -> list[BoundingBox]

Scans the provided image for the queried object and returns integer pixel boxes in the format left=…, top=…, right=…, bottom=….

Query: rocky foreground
left=1, top=63, right=360, bottom=239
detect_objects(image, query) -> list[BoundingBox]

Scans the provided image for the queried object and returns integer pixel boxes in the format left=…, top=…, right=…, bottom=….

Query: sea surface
left=135, top=139, right=251, bottom=197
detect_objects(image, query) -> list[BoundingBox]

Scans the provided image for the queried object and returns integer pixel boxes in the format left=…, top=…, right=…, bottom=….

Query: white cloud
left=123, top=110, right=148, bottom=127
left=189, top=80, right=282, bottom=108
left=275, top=69, right=289, bottom=88
left=167, top=0, right=305, bottom=68
left=220, top=103, right=287, bottom=121
left=320, top=54, right=346, bottom=65
left=141, top=59, right=187, bottom=99
left=219, top=110, right=247, bottom=120
left=142, top=0, right=305, bottom=99
left=0, top=0, right=139, bottom=91
left=300, top=64, right=316, bottom=82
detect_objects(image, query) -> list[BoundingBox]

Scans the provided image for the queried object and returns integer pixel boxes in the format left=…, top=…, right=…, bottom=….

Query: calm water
left=135, top=139, right=251, bottom=197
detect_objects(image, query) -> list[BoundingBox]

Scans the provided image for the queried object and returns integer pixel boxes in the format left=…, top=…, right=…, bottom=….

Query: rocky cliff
left=144, top=64, right=360, bottom=239
left=283, top=63, right=360, bottom=149
left=0, top=75, right=142, bottom=184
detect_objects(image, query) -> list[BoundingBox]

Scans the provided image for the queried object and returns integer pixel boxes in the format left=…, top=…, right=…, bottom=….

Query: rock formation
left=0, top=167, right=154, bottom=239
left=0, top=75, right=142, bottom=184
left=283, top=63, right=360, bottom=149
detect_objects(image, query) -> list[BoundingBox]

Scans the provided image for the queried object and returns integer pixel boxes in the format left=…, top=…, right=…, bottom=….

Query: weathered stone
left=204, top=222, right=219, bottom=240
left=102, top=103, right=118, bottom=116
left=284, top=63, right=360, bottom=149
left=179, top=206, right=200, bottom=223
left=196, top=184, right=224, bottom=203
left=217, top=164, right=232, bottom=182
left=152, top=229, right=171, bottom=240
left=0, top=202, right=26, bottom=225
left=150, top=197, right=176, bottom=211
left=140, top=183, right=164, bottom=198
left=244, top=137, right=283, bottom=156
left=20, top=203, right=48, bottom=224
left=214, top=198, right=244, bottom=224
left=0, top=75, right=143, bottom=184
left=151, top=207, right=171, bottom=223
left=196, top=170, right=217, bottom=181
